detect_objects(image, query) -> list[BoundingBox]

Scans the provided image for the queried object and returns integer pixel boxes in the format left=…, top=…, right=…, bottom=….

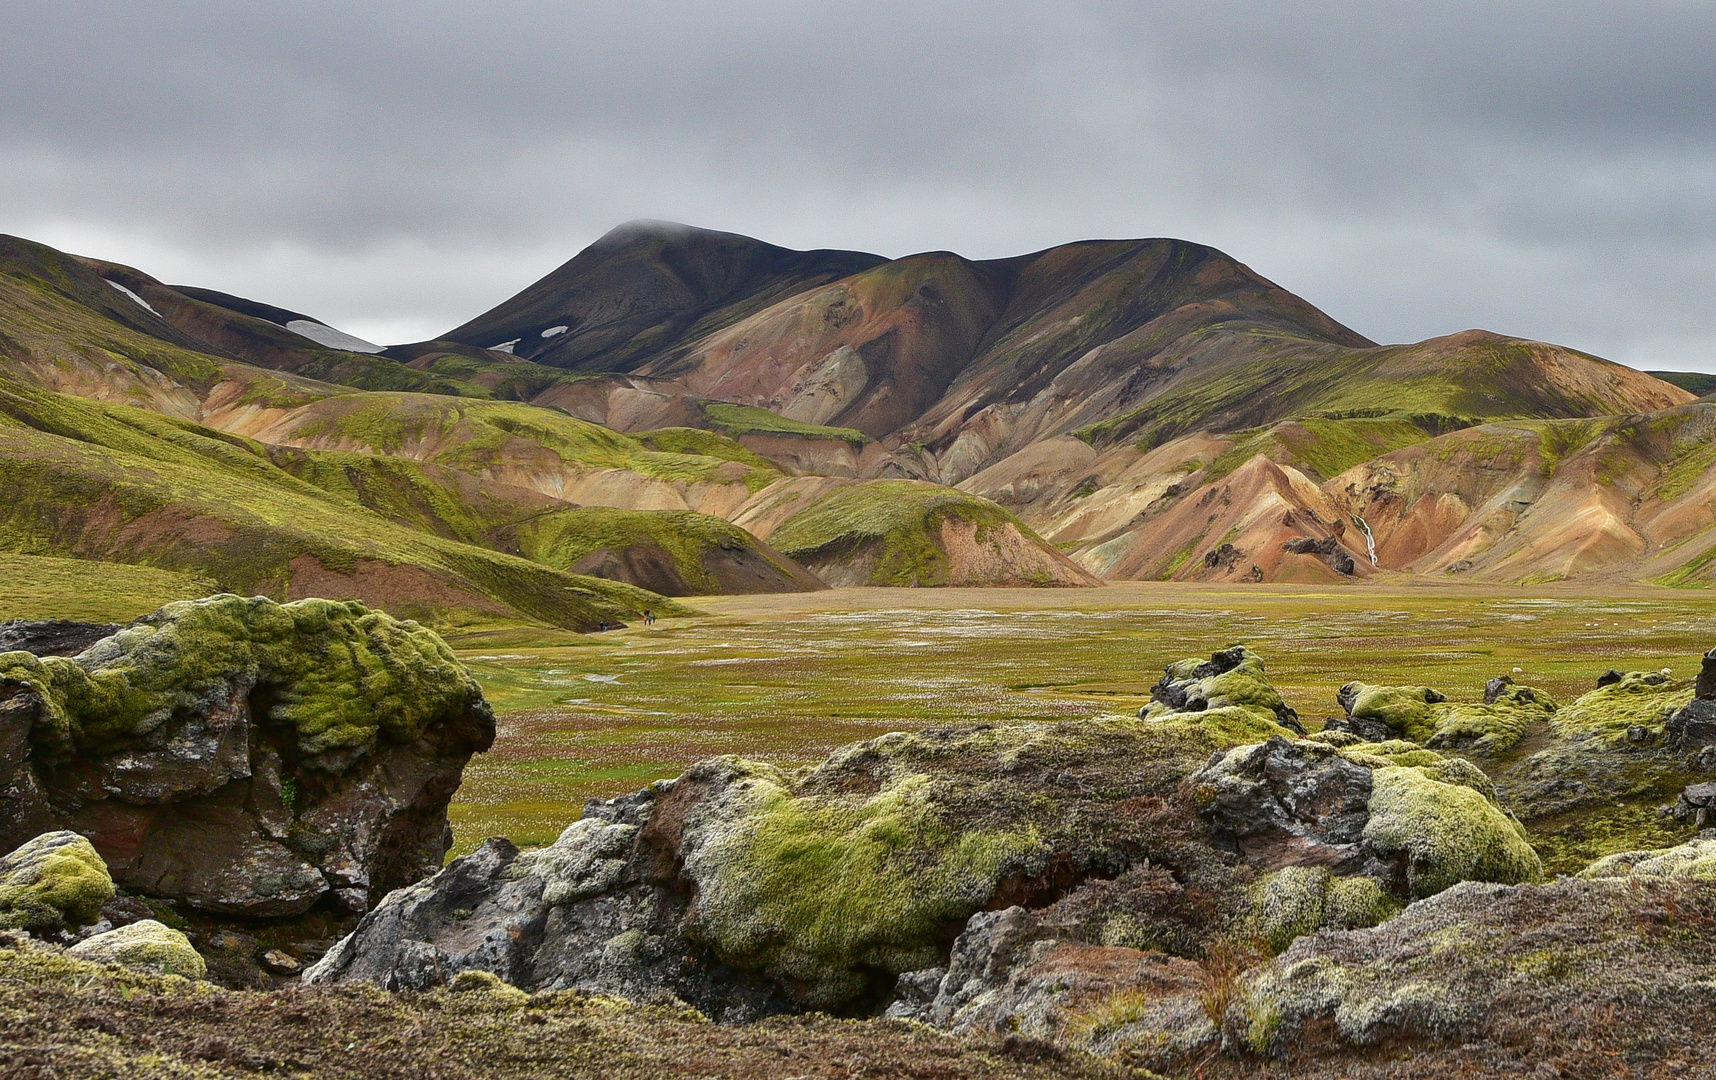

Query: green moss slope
left=768, top=480, right=1031, bottom=587
left=0, top=377, right=682, bottom=629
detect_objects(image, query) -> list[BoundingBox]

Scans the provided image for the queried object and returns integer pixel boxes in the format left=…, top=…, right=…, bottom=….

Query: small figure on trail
left=644, top=610, right=654, bottom=626
left=598, top=621, right=608, bottom=632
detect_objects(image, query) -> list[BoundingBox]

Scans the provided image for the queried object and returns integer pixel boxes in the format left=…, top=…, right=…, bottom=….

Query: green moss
left=769, top=480, right=1034, bottom=587
left=698, top=402, right=869, bottom=447
left=1342, top=683, right=1443, bottom=743
left=1362, top=765, right=1542, bottom=898
left=67, top=918, right=206, bottom=978
left=1342, top=680, right=1556, bottom=752
left=1143, top=647, right=1296, bottom=744
left=1552, top=672, right=1693, bottom=743
left=0, top=594, right=484, bottom=765
left=0, top=831, right=115, bottom=932
left=682, top=761, right=1044, bottom=1008
left=1578, top=838, right=1716, bottom=881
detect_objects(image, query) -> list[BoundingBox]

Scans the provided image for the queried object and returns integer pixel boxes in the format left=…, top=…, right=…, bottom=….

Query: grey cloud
left=0, top=2, right=1711, bottom=368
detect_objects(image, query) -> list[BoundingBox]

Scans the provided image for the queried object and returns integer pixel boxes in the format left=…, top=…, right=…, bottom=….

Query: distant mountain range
left=0, top=222, right=1709, bottom=627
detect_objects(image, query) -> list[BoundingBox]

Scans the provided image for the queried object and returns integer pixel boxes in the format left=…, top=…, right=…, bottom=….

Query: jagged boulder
left=1666, top=648, right=1716, bottom=750
left=0, top=595, right=494, bottom=919
left=68, top=918, right=206, bottom=978
left=0, top=830, right=114, bottom=932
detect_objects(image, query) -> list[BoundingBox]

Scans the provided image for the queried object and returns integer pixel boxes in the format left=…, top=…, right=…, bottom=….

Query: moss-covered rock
left=1552, top=670, right=1693, bottom=743
left=1337, top=682, right=1447, bottom=743
left=1334, top=679, right=1556, bottom=753
left=1361, top=764, right=1542, bottom=898
left=0, top=595, right=495, bottom=919
left=679, top=759, right=1046, bottom=1006
left=1250, top=867, right=1398, bottom=953
left=1142, top=646, right=1304, bottom=739
left=68, top=918, right=206, bottom=978
left=1577, top=837, right=1716, bottom=880
left=0, top=593, right=484, bottom=765
left=0, top=831, right=114, bottom=932
left=1195, top=735, right=1538, bottom=912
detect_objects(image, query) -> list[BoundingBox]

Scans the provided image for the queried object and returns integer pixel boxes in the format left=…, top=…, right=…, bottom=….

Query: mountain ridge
left=0, top=222, right=1706, bottom=620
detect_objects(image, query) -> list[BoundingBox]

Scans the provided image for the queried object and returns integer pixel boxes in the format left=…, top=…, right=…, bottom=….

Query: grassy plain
left=445, top=581, right=1716, bottom=852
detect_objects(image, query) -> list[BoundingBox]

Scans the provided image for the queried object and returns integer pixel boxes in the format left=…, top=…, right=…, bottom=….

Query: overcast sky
left=2, top=2, right=1712, bottom=370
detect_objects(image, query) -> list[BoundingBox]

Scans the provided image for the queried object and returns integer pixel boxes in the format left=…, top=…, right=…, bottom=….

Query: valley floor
left=445, top=581, right=1716, bottom=851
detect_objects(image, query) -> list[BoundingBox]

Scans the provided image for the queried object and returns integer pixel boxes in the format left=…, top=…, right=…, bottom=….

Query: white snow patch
left=540, top=325, right=569, bottom=338
left=282, top=319, right=383, bottom=354
left=490, top=339, right=521, bottom=354
left=105, top=280, right=160, bottom=317
left=583, top=674, right=620, bottom=683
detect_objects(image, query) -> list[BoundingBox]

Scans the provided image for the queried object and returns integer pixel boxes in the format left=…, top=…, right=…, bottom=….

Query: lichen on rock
left=68, top=918, right=206, bottom=978
left=0, top=831, right=114, bottom=932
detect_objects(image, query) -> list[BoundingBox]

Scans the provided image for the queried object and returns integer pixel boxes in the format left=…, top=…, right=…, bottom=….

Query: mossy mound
left=1142, top=646, right=1304, bottom=742
left=1250, top=867, right=1399, bottom=953
left=1337, top=680, right=1556, bottom=752
left=1578, top=837, right=1716, bottom=881
left=1360, top=763, right=1543, bottom=897
left=0, top=594, right=484, bottom=766
left=67, top=918, right=206, bottom=978
left=1552, top=671, right=1694, bottom=743
left=0, top=831, right=114, bottom=932
left=681, top=758, right=1045, bottom=1006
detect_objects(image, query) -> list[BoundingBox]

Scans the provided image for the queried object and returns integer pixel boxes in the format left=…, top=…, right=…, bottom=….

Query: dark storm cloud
left=1, top=2, right=1712, bottom=368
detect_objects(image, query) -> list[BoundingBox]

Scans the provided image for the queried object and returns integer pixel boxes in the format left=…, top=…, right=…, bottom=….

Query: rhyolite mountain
left=0, top=221, right=1707, bottom=626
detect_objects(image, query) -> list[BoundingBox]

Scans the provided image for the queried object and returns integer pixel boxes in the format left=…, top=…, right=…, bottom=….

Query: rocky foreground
left=5, top=603, right=1716, bottom=1076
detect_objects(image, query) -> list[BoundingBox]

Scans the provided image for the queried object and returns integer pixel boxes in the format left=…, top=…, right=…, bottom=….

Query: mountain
left=0, top=222, right=1706, bottom=618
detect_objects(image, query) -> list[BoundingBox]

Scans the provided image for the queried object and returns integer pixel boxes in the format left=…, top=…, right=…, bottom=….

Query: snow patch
left=105, top=280, right=160, bottom=317
left=583, top=673, right=620, bottom=683
left=490, top=338, right=521, bottom=354
left=540, top=325, right=569, bottom=338
left=282, top=319, right=383, bottom=354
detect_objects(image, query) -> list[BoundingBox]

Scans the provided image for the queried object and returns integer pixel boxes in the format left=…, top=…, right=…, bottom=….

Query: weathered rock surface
left=1191, top=736, right=1540, bottom=899
left=310, top=665, right=1323, bottom=1015
left=0, top=620, right=121, bottom=658
left=68, top=917, right=206, bottom=978
left=1213, top=876, right=1716, bottom=1063
left=0, top=830, right=114, bottom=932
left=0, top=595, right=495, bottom=919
